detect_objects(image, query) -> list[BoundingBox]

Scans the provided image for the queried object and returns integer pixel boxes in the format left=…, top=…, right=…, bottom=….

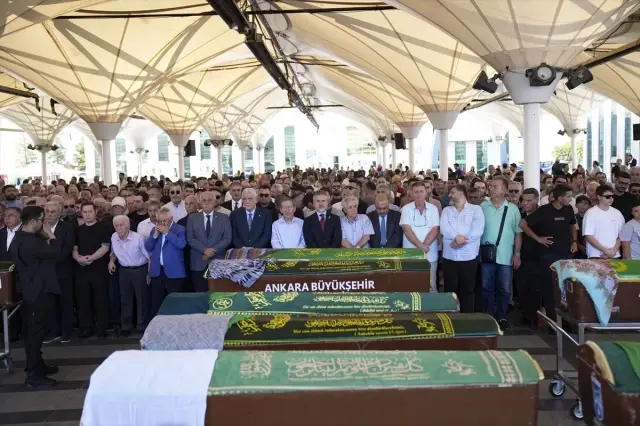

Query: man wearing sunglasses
left=582, top=185, right=625, bottom=259
left=162, top=183, right=187, bottom=222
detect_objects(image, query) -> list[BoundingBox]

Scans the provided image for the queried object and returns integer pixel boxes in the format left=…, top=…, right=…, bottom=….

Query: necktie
left=248, top=212, right=253, bottom=231
left=320, top=214, right=326, bottom=231
left=234, top=201, right=239, bottom=210
left=380, top=215, right=387, bottom=246
left=205, top=214, right=211, bottom=238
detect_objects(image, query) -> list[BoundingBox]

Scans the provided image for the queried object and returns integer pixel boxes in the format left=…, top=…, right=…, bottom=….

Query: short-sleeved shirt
left=612, top=192, right=636, bottom=222
left=524, top=203, right=576, bottom=255
left=75, top=221, right=111, bottom=273
left=619, top=219, right=640, bottom=259
left=480, top=199, right=522, bottom=266
left=340, top=214, right=375, bottom=248
left=582, top=206, right=625, bottom=258
left=400, top=201, right=439, bottom=263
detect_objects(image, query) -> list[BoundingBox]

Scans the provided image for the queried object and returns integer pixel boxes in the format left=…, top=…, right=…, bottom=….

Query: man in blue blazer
left=230, top=188, right=272, bottom=248
left=186, top=191, right=232, bottom=292
left=144, top=207, right=187, bottom=318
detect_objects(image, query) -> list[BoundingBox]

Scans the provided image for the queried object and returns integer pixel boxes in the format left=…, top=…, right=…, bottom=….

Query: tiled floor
left=0, top=324, right=637, bottom=426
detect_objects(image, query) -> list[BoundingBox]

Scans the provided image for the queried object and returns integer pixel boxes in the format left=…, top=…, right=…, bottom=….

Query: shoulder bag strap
left=494, top=205, right=509, bottom=247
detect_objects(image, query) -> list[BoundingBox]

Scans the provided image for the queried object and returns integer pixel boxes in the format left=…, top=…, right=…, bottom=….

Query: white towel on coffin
left=81, top=349, right=219, bottom=426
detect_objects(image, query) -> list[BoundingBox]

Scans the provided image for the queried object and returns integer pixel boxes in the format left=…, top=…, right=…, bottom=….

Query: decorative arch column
left=167, top=133, right=191, bottom=180
left=398, top=124, right=423, bottom=171
left=425, top=112, right=459, bottom=179
left=87, top=122, right=123, bottom=185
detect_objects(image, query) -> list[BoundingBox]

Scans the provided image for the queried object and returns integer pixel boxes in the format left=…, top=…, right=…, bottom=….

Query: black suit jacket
left=0, top=225, right=21, bottom=262
left=10, top=231, right=60, bottom=302
left=303, top=211, right=342, bottom=248
left=53, top=221, right=75, bottom=280
left=230, top=207, right=272, bottom=248
left=177, top=215, right=191, bottom=273
left=367, top=210, right=403, bottom=248
left=222, top=200, right=242, bottom=212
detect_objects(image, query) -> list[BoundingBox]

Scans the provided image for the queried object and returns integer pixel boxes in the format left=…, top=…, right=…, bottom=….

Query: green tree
left=551, top=140, right=584, bottom=163
left=73, top=142, right=86, bottom=171
left=15, top=136, right=37, bottom=168
left=47, top=144, right=67, bottom=164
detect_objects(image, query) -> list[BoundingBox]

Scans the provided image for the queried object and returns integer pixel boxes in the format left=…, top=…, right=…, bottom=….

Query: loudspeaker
left=184, top=139, right=196, bottom=157
left=634, top=123, right=640, bottom=141
left=394, top=133, right=406, bottom=149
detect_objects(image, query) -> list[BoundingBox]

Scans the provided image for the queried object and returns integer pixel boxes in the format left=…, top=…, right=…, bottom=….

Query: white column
left=571, top=133, right=578, bottom=170
left=177, top=149, right=185, bottom=179
left=438, top=129, right=449, bottom=179
left=137, top=151, right=144, bottom=178
left=523, top=103, right=542, bottom=192
left=217, top=146, right=223, bottom=175
left=167, top=133, right=191, bottom=180
left=240, top=148, right=246, bottom=173
left=391, top=144, right=397, bottom=169
left=41, top=150, right=47, bottom=182
left=381, top=143, right=388, bottom=167
left=101, top=139, right=114, bottom=185
left=407, top=138, right=416, bottom=171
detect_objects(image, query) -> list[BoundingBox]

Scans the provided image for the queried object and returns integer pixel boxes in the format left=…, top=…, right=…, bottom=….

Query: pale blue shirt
left=110, top=231, right=149, bottom=267
left=246, top=208, right=256, bottom=224
left=271, top=217, right=305, bottom=249
left=340, top=214, right=374, bottom=248
left=400, top=201, right=440, bottom=263
left=440, top=203, right=485, bottom=261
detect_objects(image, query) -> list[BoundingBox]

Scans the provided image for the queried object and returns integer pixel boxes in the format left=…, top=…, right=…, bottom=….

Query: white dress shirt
left=6, top=224, right=20, bottom=250
left=137, top=218, right=156, bottom=240
left=50, top=221, right=59, bottom=234
left=400, top=201, right=440, bottom=263
left=271, top=217, right=305, bottom=248
left=229, top=200, right=241, bottom=211
left=162, top=201, right=187, bottom=222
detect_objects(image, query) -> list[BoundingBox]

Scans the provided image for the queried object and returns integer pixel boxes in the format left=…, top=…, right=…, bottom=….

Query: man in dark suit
left=177, top=195, right=199, bottom=291
left=230, top=188, right=272, bottom=248
left=221, top=181, right=243, bottom=212
left=367, top=194, right=403, bottom=248
left=10, top=206, right=60, bottom=388
left=0, top=207, right=21, bottom=261
left=43, top=202, right=75, bottom=343
left=186, top=191, right=232, bottom=292
left=303, top=190, right=342, bottom=248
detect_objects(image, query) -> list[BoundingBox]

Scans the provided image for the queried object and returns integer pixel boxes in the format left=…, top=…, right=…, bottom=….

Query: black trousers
left=442, top=258, right=478, bottom=313
left=191, top=269, right=208, bottom=293
left=75, top=270, right=108, bottom=335
left=150, top=268, right=184, bottom=319
left=515, top=259, right=541, bottom=324
left=539, top=252, right=572, bottom=318
left=119, top=266, right=149, bottom=332
left=23, top=293, right=52, bottom=376
left=48, top=272, right=74, bottom=339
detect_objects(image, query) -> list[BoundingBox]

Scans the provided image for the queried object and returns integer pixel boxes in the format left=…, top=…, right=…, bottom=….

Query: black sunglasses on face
left=170, top=191, right=181, bottom=195
left=602, top=194, right=614, bottom=199
left=508, top=189, right=520, bottom=193
left=260, top=194, right=270, bottom=197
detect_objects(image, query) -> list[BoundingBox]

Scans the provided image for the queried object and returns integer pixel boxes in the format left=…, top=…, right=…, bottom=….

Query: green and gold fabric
left=260, top=258, right=429, bottom=277
left=208, top=292, right=459, bottom=316
left=223, top=312, right=498, bottom=346
left=208, top=349, right=543, bottom=395
left=586, top=341, right=640, bottom=393
left=225, top=248, right=426, bottom=261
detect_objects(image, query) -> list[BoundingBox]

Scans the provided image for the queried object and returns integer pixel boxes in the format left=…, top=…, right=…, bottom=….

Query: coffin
left=157, top=291, right=460, bottom=316
left=81, top=349, right=543, bottom=426
left=208, top=258, right=430, bottom=293
left=551, top=260, right=640, bottom=323
left=578, top=341, right=640, bottom=426
left=0, top=261, right=19, bottom=305
left=224, top=248, right=427, bottom=261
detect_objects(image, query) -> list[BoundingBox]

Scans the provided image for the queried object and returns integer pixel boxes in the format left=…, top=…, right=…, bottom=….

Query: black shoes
left=498, top=319, right=511, bottom=330
left=25, top=375, right=57, bottom=389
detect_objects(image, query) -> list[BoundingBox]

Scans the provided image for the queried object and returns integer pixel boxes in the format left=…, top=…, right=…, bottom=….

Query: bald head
left=184, top=195, right=198, bottom=214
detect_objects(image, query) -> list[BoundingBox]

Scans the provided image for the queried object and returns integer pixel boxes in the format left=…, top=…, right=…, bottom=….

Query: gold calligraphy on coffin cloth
left=264, top=259, right=404, bottom=273
left=232, top=313, right=456, bottom=340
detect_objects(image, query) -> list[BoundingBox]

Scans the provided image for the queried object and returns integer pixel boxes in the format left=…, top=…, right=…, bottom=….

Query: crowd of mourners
left=2, top=157, right=640, bottom=387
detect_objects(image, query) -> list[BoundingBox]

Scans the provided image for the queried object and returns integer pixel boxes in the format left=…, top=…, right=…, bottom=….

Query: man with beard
left=10, top=206, right=60, bottom=388
left=612, top=171, right=635, bottom=222
left=2, top=185, right=20, bottom=208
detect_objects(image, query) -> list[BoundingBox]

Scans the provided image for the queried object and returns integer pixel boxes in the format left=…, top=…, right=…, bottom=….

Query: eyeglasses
left=259, top=194, right=270, bottom=197
left=170, top=191, right=181, bottom=195
left=63, top=205, right=74, bottom=208
left=602, top=194, right=614, bottom=199
left=508, top=189, right=520, bottom=194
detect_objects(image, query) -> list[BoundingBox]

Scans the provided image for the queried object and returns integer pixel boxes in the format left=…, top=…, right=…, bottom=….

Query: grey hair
left=242, top=187, right=257, bottom=198
left=342, top=195, right=359, bottom=208
left=156, top=207, right=173, bottom=220
left=112, top=214, right=130, bottom=227
left=44, top=201, right=61, bottom=212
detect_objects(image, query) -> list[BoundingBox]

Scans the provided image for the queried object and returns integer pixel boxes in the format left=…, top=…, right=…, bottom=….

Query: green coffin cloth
left=208, top=348, right=543, bottom=395
left=208, top=292, right=459, bottom=316
left=223, top=312, right=498, bottom=346
left=260, top=258, right=429, bottom=276
left=606, top=260, right=640, bottom=282
left=590, top=341, right=640, bottom=393
left=258, top=248, right=426, bottom=261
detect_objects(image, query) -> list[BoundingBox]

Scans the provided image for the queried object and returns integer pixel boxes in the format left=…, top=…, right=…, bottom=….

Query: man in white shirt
left=400, top=181, right=440, bottom=292
left=340, top=195, right=374, bottom=248
left=137, top=200, right=160, bottom=240
left=583, top=184, right=625, bottom=258
left=162, top=183, right=187, bottom=222
left=271, top=197, right=305, bottom=248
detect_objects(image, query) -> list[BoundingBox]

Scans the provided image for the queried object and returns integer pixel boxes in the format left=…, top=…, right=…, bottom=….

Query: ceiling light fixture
left=526, top=63, right=557, bottom=87
left=473, top=70, right=500, bottom=94
left=565, top=66, right=594, bottom=90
